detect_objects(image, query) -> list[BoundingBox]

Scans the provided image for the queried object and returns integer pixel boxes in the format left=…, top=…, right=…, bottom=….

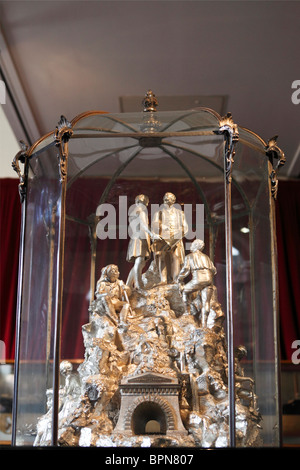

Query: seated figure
left=96, top=264, right=131, bottom=324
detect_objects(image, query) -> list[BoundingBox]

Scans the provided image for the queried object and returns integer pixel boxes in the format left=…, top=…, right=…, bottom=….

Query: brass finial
left=142, top=90, right=158, bottom=112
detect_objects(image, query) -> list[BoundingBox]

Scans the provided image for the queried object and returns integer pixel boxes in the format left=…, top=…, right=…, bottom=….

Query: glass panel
left=14, top=144, right=61, bottom=445
left=232, top=134, right=280, bottom=446
left=55, top=133, right=230, bottom=447
left=29, top=133, right=55, bottom=157
left=64, top=133, right=226, bottom=324
left=71, top=109, right=221, bottom=136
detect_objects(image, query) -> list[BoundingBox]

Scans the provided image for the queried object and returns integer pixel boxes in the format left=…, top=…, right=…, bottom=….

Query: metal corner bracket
left=214, top=112, right=239, bottom=183
left=12, top=140, right=29, bottom=203
left=54, top=115, right=73, bottom=183
left=265, top=135, right=286, bottom=200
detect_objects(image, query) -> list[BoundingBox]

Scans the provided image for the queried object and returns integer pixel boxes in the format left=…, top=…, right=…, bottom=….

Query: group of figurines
left=98, top=192, right=217, bottom=329
left=34, top=192, right=262, bottom=447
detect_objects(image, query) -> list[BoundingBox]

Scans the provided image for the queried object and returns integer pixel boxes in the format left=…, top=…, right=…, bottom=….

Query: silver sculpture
left=152, top=192, right=188, bottom=284
left=34, top=193, right=262, bottom=448
left=177, top=239, right=217, bottom=327
left=95, top=264, right=131, bottom=324
left=126, top=194, right=154, bottom=289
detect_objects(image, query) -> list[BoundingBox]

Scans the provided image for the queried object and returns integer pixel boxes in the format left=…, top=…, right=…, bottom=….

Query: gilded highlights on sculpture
left=34, top=192, right=262, bottom=448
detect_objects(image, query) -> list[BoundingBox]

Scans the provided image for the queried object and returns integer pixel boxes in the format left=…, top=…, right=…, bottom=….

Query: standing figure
left=177, top=239, right=217, bottom=326
left=126, top=194, right=156, bottom=289
left=96, top=264, right=131, bottom=324
left=152, top=192, right=188, bottom=284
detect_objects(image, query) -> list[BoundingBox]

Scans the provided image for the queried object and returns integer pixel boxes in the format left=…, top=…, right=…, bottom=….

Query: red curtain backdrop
left=276, top=180, right=300, bottom=360
left=0, top=178, right=299, bottom=361
left=0, top=179, right=21, bottom=359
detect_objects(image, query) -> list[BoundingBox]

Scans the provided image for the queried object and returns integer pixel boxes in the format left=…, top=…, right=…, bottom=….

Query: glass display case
left=11, top=91, right=285, bottom=447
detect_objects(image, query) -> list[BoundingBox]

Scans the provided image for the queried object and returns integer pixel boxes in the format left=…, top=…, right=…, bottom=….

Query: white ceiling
left=0, top=0, right=299, bottom=177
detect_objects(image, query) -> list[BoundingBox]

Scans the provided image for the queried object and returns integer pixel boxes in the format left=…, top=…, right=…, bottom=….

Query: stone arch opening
left=131, top=401, right=167, bottom=435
